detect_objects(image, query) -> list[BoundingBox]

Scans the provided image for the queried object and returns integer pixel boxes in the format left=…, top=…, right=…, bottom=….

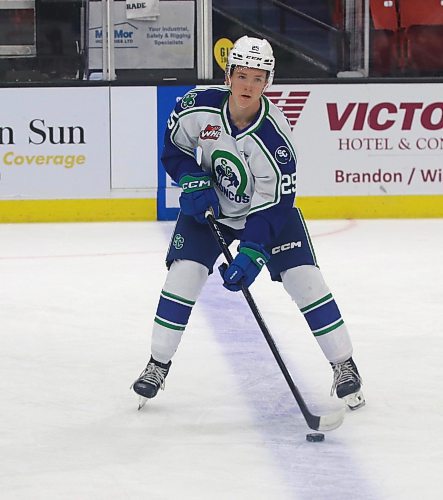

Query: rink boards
left=0, top=83, right=442, bottom=222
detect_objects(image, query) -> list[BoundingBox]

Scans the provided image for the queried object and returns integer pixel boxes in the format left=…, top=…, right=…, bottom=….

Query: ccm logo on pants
left=271, top=241, right=302, bottom=254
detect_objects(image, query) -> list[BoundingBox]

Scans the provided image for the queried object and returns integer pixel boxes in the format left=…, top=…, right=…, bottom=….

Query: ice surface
left=1, top=219, right=442, bottom=499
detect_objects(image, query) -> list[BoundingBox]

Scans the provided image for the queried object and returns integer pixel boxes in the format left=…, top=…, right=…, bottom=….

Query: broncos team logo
left=215, top=163, right=240, bottom=188
left=211, top=150, right=250, bottom=203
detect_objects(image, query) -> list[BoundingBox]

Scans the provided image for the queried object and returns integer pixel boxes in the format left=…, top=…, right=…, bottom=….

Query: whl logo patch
left=265, top=89, right=310, bottom=130
left=200, top=125, right=221, bottom=140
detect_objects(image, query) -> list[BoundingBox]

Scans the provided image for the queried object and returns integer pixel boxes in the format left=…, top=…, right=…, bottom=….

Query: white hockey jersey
left=162, top=86, right=297, bottom=245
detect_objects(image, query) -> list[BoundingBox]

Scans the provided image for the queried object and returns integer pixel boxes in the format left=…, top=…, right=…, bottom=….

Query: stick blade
left=316, top=406, right=346, bottom=431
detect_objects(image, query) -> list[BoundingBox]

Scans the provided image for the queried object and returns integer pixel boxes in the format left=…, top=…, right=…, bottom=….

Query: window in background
left=0, top=0, right=86, bottom=83
left=212, top=0, right=349, bottom=81
left=0, top=2, right=36, bottom=55
left=87, top=0, right=198, bottom=83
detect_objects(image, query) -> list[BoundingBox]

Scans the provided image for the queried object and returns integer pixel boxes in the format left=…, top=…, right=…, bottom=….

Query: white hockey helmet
left=226, top=36, right=275, bottom=89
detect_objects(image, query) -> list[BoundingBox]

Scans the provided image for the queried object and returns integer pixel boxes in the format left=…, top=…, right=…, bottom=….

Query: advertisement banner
left=0, top=87, right=110, bottom=199
left=268, top=83, right=443, bottom=196
left=89, top=1, right=194, bottom=70
left=156, top=83, right=443, bottom=219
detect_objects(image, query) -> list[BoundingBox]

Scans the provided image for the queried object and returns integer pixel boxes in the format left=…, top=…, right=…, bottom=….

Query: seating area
left=370, top=0, right=443, bottom=76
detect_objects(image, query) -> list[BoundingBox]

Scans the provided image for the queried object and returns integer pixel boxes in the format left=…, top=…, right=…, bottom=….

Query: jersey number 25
left=281, top=173, right=296, bottom=194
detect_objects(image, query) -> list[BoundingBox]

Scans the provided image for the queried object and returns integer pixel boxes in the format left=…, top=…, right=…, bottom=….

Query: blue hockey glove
left=219, top=241, right=270, bottom=292
left=179, top=172, right=220, bottom=224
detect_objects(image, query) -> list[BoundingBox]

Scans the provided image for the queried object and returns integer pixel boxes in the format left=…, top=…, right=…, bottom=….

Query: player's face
left=229, top=66, right=268, bottom=110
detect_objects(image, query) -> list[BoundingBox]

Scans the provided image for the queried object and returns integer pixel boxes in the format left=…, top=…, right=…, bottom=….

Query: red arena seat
left=369, top=0, right=402, bottom=75
left=371, top=0, right=398, bottom=30
left=399, top=0, right=443, bottom=74
left=399, top=0, right=443, bottom=27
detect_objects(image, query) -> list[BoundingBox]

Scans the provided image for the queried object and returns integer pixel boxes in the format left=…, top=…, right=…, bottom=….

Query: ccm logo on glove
left=181, top=178, right=212, bottom=191
left=179, top=172, right=220, bottom=224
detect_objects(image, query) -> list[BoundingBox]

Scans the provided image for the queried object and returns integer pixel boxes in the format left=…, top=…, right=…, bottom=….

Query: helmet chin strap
left=261, top=80, right=271, bottom=94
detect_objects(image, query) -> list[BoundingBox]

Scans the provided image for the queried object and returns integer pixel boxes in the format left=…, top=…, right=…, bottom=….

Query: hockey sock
left=281, top=265, right=353, bottom=364
left=151, top=260, right=208, bottom=363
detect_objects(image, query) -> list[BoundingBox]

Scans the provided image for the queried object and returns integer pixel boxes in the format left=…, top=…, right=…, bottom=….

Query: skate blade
left=138, top=396, right=148, bottom=410
left=343, top=390, right=365, bottom=410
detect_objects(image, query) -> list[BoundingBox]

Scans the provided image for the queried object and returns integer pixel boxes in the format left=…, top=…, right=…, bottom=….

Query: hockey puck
left=306, top=433, right=325, bottom=442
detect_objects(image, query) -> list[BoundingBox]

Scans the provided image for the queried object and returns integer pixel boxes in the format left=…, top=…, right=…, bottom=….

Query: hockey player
left=132, top=36, right=365, bottom=410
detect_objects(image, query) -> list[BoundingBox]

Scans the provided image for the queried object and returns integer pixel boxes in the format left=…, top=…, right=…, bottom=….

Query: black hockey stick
left=205, top=210, right=345, bottom=431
